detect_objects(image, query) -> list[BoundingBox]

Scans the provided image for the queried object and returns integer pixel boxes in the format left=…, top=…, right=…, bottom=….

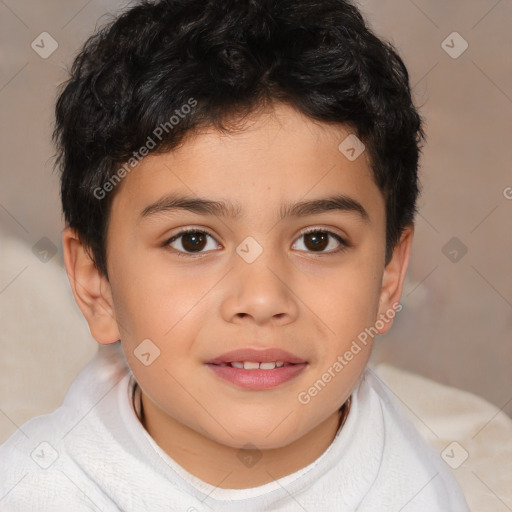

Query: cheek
left=312, top=260, right=382, bottom=336
left=107, top=247, right=172, bottom=340
left=109, top=252, right=215, bottom=355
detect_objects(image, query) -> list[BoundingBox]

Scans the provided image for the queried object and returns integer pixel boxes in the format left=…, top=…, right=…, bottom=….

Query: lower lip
left=206, top=363, right=307, bottom=390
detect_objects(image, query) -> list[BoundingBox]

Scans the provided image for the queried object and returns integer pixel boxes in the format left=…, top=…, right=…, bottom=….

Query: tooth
left=260, top=362, right=276, bottom=370
left=231, top=362, right=244, bottom=368
left=275, top=361, right=284, bottom=367
left=243, top=361, right=260, bottom=370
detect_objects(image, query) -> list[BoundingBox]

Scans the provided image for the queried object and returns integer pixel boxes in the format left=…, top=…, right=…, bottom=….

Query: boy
left=0, top=0, right=470, bottom=510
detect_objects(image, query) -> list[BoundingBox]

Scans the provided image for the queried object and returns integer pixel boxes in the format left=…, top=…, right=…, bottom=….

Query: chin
left=200, top=417, right=308, bottom=451
left=221, top=433, right=296, bottom=451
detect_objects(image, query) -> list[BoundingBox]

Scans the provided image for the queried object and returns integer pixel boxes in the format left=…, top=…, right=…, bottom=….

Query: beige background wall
left=1, top=0, right=511, bottom=446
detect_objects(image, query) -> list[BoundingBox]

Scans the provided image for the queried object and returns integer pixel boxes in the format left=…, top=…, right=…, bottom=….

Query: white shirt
left=0, top=342, right=470, bottom=511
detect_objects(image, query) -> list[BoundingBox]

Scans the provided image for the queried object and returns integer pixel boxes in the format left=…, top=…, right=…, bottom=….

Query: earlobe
left=62, top=227, right=120, bottom=344
left=376, top=224, right=414, bottom=334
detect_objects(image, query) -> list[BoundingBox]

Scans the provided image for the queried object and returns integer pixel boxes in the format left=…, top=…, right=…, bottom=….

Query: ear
left=62, top=227, right=120, bottom=344
left=375, top=224, right=414, bottom=334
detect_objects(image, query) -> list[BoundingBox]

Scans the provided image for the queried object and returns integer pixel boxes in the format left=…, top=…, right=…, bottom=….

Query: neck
left=136, top=386, right=351, bottom=489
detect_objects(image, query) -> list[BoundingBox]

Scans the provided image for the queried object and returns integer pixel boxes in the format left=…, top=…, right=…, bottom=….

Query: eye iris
left=304, top=232, right=329, bottom=251
left=182, top=232, right=207, bottom=252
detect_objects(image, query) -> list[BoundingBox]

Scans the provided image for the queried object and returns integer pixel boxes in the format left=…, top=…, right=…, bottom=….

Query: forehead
left=109, top=103, right=384, bottom=227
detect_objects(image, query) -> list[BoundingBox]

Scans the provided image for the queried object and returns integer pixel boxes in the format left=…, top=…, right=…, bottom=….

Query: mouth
left=205, top=348, right=308, bottom=390
left=212, top=361, right=295, bottom=369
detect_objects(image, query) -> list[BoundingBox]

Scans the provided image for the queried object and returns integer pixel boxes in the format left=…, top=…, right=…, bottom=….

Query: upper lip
left=206, top=348, right=306, bottom=365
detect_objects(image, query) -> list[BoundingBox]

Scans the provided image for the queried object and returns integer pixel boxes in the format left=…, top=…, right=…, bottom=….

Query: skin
left=62, top=101, right=413, bottom=489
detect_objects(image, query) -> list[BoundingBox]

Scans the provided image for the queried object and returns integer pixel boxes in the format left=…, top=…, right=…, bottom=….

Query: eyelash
left=163, top=227, right=348, bottom=258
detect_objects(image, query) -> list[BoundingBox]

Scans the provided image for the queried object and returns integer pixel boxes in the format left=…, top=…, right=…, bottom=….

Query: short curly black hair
left=54, top=0, right=425, bottom=278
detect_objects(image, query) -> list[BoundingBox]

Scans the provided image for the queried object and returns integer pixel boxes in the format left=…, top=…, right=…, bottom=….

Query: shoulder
left=0, top=344, right=129, bottom=511
left=356, top=367, right=470, bottom=511
left=0, top=413, right=109, bottom=511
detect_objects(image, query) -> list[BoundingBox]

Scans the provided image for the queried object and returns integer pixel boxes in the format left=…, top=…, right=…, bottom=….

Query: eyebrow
left=138, top=193, right=370, bottom=224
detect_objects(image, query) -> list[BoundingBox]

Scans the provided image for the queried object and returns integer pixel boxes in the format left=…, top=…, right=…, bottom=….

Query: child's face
left=69, top=102, right=411, bottom=450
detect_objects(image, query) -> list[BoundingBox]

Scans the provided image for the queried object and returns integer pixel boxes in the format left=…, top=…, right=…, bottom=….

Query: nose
left=220, top=245, right=299, bottom=327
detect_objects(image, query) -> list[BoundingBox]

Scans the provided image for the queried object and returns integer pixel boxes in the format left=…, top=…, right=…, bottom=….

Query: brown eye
left=303, top=231, right=329, bottom=251
left=292, top=229, right=346, bottom=254
left=181, top=232, right=207, bottom=252
left=167, top=230, right=219, bottom=255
